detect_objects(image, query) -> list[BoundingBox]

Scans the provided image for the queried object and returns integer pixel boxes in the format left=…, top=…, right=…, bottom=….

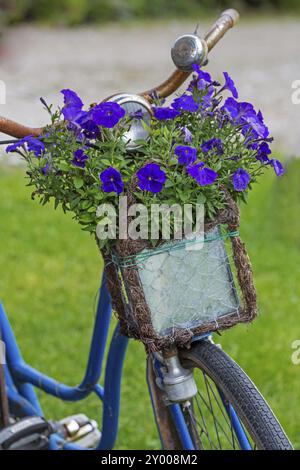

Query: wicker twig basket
left=103, top=191, right=257, bottom=352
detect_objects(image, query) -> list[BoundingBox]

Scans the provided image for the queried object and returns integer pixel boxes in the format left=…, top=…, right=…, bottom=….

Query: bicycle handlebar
left=0, top=9, right=239, bottom=140
left=205, top=9, right=239, bottom=52
left=0, top=116, right=42, bottom=139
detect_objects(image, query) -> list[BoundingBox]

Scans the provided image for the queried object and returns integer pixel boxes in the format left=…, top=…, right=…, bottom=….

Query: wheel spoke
left=194, top=394, right=217, bottom=449
left=196, top=389, right=238, bottom=448
left=203, top=372, right=222, bottom=449
left=182, top=372, right=252, bottom=450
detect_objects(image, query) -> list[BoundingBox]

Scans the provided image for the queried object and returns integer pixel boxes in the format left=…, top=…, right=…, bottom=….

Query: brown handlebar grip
left=204, top=9, right=239, bottom=52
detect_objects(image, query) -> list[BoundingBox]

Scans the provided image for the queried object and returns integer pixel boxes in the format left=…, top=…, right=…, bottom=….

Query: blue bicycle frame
left=0, top=273, right=251, bottom=450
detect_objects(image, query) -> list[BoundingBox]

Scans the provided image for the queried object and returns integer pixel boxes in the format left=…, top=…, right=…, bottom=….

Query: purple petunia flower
left=181, top=126, right=193, bottom=144
left=100, top=167, right=124, bottom=194
left=6, top=140, right=24, bottom=153
left=232, top=168, right=251, bottom=191
left=152, top=106, right=180, bottom=121
left=201, top=137, right=223, bottom=155
left=187, top=64, right=212, bottom=92
left=76, top=112, right=101, bottom=139
left=26, top=136, right=45, bottom=157
left=271, top=159, right=285, bottom=177
left=222, top=98, right=269, bottom=139
left=6, top=135, right=45, bottom=158
left=222, top=72, right=238, bottom=99
left=192, top=63, right=212, bottom=83
left=172, top=94, right=198, bottom=113
left=92, top=102, right=125, bottom=128
left=130, top=108, right=144, bottom=120
left=61, top=89, right=83, bottom=109
left=61, top=89, right=84, bottom=122
left=72, top=149, right=89, bottom=168
left=137, top=163, right=166, bottom=193
left=222, top=98, right=252, bottom=121
left=243, top=114, right=269, bottom=139
left=174, top=145, right=197, bottom=166
left=187, top=162, right=218, bottom=186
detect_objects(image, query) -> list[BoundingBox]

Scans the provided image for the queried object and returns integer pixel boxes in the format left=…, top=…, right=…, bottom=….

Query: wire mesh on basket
left=117, top=227, right=241, bottom=336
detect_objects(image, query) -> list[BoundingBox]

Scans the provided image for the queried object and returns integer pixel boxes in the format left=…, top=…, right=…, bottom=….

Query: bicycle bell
left=171, top=34, right=208, bottom=72
left=108, top=93, right=152, bottom=151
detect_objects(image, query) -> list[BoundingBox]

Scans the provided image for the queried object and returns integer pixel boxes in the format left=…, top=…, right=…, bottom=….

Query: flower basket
left=104, top=193, right=257, bottom=352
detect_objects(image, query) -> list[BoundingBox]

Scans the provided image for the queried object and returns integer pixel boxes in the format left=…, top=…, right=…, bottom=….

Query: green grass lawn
left=0, top=160, right=300, bottom=449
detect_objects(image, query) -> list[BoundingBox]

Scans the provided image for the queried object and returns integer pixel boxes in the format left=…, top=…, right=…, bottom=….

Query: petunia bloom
left=201, top=137, right=223, bottom=155
left=76, top=112, right=101, bottom=139
left=172, top=94, right=198, bottom=113
left=191, top=63, right=212, bottom=83
left=152, top=107, right=180, bottom=121
left=232, top=168, right=251, bottom=191
left=187, top=63, right=212, bottom=92
left=72, top=149, right=89, bottom=168
left=222, top=72, right=238, bottom=99
left=271, top=159, right=285, bottom=177
left=222, top=98, right=269, bottom=139
left=130, top=108, right=144, bottom=120
left=174, top=145, right=197, bottom=166
left=187, top=162, right=218, bottom=186
left=26, top=137, right=46, bottom=157
left=6, top=135, right=45, bottom=158
left=92, top=102, right=125, bottom=128
left=100, top=167, right=124, bottom=194
left=255, top=142, right=271, bottom=163
left=137, top=163, right=166, bottom=193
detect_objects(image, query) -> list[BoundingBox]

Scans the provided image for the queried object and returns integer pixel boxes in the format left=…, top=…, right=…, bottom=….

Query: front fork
left=147, top=346, right=198, bottom=450
left=155, top=347, right=198, bottom=404
left=148, top=341, right=251, bottom=451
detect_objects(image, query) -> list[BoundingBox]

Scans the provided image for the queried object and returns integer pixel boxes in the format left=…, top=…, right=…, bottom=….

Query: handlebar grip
left=204, top=9, right=239, bottom=52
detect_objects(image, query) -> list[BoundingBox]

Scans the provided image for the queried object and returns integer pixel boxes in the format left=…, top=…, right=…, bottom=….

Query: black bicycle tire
left=172, top=340, right=294, bottom=450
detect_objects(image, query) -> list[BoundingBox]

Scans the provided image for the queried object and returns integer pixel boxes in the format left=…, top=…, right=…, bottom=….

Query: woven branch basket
left=103, top=191, right=257, bottom=352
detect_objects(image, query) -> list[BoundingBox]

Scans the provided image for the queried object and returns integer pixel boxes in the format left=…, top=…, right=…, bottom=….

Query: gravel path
left=0, top=19, right=299, bottom=157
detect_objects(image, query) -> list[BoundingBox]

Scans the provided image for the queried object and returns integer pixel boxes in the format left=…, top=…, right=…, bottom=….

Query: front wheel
left=150, top=340, right=293, bottom=450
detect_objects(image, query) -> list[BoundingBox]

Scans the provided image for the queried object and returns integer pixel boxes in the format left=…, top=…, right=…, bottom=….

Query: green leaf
left=165, top=180, right=174, bottom=188
left=57, top=161, right=70, bottom=171
left=101, top=159, right=111, bottom=166
left=79, top=213, right=94, bottom=223
left=81, top=200, right=92, bottom=210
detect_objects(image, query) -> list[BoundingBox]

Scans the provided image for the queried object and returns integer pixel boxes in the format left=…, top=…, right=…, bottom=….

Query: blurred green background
left=1, top=0, right=300, bottom=25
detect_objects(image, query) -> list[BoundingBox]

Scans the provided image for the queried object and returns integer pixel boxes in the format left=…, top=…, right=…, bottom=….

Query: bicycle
left=0, top=9, right=293, bottom=450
